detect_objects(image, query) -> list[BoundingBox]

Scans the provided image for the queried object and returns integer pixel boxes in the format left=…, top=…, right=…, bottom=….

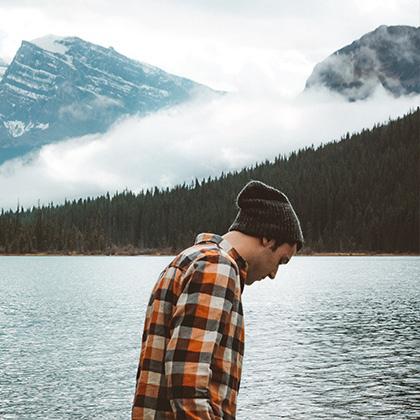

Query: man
left=132, top=180, right=303, bottom=419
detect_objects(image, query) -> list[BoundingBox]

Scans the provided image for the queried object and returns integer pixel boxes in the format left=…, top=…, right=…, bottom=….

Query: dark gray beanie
left=229, top=180, right=304, bottom=251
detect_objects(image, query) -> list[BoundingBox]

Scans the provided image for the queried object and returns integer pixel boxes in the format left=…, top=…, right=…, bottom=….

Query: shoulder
left=172, top=244, right=241, bottom=290
left=173, top=243, right=239, bottom=273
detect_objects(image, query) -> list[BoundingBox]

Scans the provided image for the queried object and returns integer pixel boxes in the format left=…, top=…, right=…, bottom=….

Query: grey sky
left=0, top=0, right=418, bottom=91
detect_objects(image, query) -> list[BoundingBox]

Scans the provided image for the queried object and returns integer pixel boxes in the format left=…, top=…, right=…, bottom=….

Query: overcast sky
left=1, top=0, right=418, bottom=91
left=0, top=0, right=419, bottom=209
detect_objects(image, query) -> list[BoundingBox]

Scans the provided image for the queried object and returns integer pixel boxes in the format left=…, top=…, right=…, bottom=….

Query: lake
left=0, top=256, right=419, bottom=419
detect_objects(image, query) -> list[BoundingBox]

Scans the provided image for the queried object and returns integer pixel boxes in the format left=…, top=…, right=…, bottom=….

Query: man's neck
left=222, top=231, right=258, bottom=263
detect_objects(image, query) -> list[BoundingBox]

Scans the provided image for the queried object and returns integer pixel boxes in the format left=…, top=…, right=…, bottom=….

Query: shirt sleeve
left=165, top=255, right=238, bottom=419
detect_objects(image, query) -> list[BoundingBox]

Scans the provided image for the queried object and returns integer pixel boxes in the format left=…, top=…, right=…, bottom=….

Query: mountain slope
left=305, top=25, right=420, bottom=100
left=0, top=36, right=214, bottom=162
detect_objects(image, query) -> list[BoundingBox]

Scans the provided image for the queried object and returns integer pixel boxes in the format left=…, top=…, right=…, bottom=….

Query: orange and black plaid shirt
left=132, top=233, right=248, bottom=420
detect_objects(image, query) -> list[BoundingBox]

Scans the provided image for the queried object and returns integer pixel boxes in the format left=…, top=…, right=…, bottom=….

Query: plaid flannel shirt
left=132, top=233, right=248, bottom=420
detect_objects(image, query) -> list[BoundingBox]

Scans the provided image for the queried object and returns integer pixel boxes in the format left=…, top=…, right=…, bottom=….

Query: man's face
left=245, top=240, right=297, bottom=285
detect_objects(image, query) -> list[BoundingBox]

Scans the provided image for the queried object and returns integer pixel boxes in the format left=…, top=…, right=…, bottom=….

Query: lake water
left=0, top=256, right=419, bottom=419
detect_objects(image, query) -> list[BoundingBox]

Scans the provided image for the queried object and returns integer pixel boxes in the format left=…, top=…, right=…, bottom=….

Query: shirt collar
left=195, top=233, right=248, bottom=292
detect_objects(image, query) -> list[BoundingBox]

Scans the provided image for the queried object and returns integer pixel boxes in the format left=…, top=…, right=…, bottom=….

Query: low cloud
left=0, top=87, right=418, bottom=210
left=58, top=95, right=123, bottom=121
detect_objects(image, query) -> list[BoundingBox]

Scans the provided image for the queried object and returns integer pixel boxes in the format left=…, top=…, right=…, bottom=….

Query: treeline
left=0, top=108, right=419, bottom=254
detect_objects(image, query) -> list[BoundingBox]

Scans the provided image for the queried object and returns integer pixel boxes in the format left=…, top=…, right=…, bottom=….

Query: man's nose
left=269, top=268, right=278, bottom=279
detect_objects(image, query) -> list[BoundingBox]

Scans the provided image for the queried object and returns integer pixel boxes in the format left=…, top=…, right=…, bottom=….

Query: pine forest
left=1, top=108, right=419, bottom=255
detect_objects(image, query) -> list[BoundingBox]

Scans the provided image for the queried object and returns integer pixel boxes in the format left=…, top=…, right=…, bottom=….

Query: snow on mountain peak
left=31, top=35, right=69, bottom=55
left=0, top=34, right=214, bottom=160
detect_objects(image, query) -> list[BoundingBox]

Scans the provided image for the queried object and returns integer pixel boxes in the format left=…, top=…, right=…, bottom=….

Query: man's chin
left=245, top=278, right=259, bottom=286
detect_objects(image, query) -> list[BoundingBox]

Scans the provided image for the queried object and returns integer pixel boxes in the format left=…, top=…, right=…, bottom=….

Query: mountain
left=305, top=25, right=420, bottom=101
left=0, top=35, right=214, bottom=163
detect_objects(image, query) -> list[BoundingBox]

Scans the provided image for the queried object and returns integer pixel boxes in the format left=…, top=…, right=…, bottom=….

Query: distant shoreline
left=1, top=252, right=419, bottom=257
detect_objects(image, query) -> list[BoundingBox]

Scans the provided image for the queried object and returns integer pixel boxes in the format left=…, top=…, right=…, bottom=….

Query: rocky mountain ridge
left=0, top=36, right=213, bottom=162
left=305, top=25, right=420, bottom=100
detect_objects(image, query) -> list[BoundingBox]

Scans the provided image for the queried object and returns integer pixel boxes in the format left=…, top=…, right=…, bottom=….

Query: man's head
left=227, top=180, right=304, bottom=285
left=242, top=237, right=297, bottom=285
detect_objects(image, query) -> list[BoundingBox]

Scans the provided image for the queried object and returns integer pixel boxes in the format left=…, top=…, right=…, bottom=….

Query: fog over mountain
left=1, top=86, right=418, bottom=210
left=305, top=25, right=420, bottom=101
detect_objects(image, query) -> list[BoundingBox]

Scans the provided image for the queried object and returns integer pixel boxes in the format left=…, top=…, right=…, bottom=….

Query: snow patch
left=6, top=73, right=51, bottom=92
left=5, top=83, right=47, bottom=100
left=141, top=63, right=159, bottom=75
left=139, top=84, right=169, bottom=98
left=31, top=35, right=69, bottom=55
left=3, top=120, right=32, bottom=138
left=3, top=120, right=49, bottom=137
left=35, top=122, right=49, bottom=130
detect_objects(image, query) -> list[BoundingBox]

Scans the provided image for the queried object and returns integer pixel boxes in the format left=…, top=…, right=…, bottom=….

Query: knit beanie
left=229, top=180, right=304, bottom=250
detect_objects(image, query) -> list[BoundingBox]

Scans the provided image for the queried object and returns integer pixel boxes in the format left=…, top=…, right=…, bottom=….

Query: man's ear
left=261, top=237, right=276, bottom=248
